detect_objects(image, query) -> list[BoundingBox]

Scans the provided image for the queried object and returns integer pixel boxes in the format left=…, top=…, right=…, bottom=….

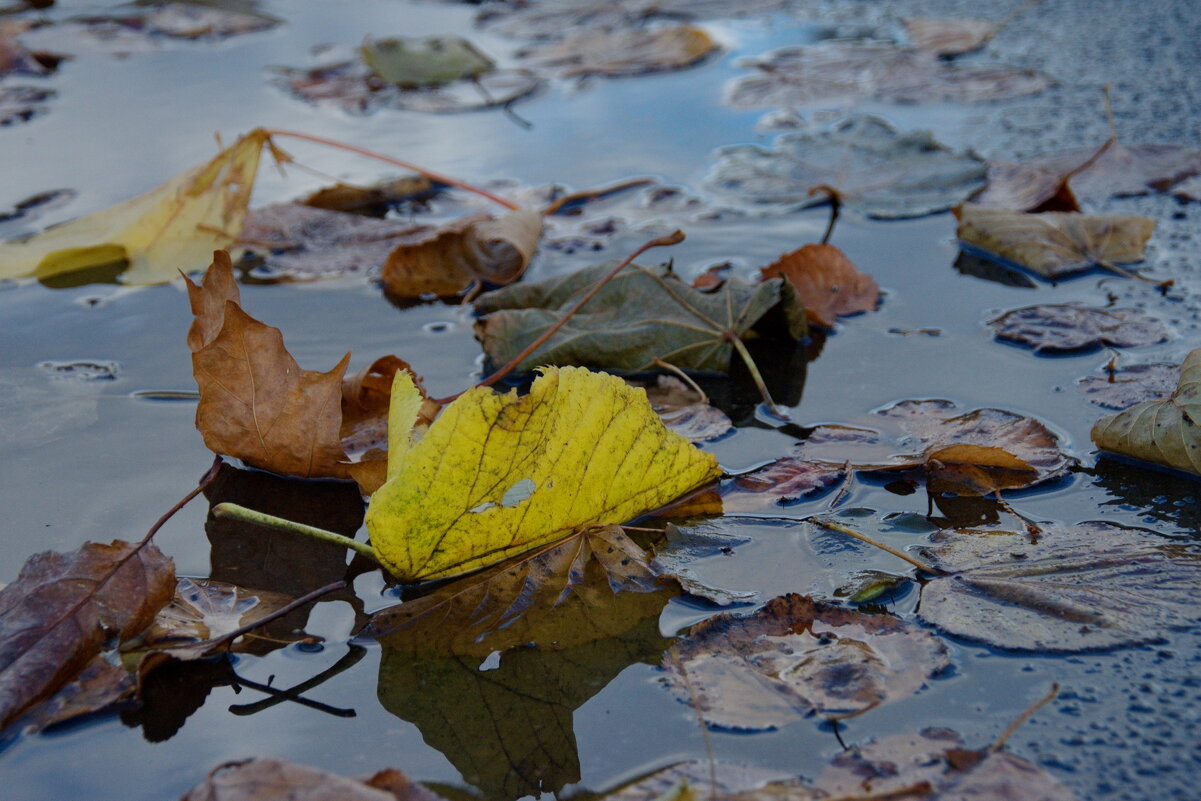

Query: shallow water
left=2, top=1, right=1200, bottom=799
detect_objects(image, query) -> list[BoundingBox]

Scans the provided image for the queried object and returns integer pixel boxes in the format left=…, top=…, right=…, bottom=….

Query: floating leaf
left=139, top=578, right=295, bottom=649
left=651, top=523, right=756, bottom=606
left=359, top=525, right=673, bottom=654
left=725, top=41, right=1052, bottom=109
left=0, top=20, right=63, bottom=78
left=479, top=0, right=790, bottom=40
left=956, top=204, right=1155, bottom=279
left=1021, top=141, right=1201, bottom=206
left=238, top=204, right=430, bottom=282
left=362, top=36, right=494, bottom=88
left=903, top=17, right=998, bottom=56
left=638, top=375, right=732, bottom=442
left=972, top=159, right=1083, bottom=213
left=517, top=24, right=717, bottom=78
left=1078, top=363, right=1177, bottom=410
left=301, top=174, right=436, bottom=216
left=76, top=3, right=278, bottom=42
left=180, top=757, right=442, bottom=801
left=721, top=459, right=846, bottom=512
left=378, top=612, right=670, bottom=800
left=664, top=594, right=950, bottom=730
left=0, top=129, right=269, bottom=284
left=381, top=208, right=542, bottom=299
left=475, top=261, right=806, bottom=373
left=1091, top=348, right=1201, bottom=475
left=818, top=727, right=1080, bottom=800
left=0, top=539, right=174, bottom=732
left=760, top=243, right=880, bottom=327
left=917, top=522, right=1201, bottom=652
left=0, top=85, right=53, bottom=126
left=706, top=115, right=987, bottom=218
left=366, top=367, right=721, bottom=582
left=603, top=762, right=796, bottom=801
left=23, top=655, right=133, bottom=732
left=988, top=303, right=1169, bottom=352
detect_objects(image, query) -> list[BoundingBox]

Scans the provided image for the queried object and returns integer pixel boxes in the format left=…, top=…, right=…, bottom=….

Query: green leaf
left=474, top=261, right=806, bottom=373
left=1091, top=348, right=1201, bottom=475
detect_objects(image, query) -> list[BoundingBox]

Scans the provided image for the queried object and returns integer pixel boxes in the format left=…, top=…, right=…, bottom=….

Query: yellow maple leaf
left=0, top=129, right=271, bottom=285
left=366, top=366, right=722, bottom=582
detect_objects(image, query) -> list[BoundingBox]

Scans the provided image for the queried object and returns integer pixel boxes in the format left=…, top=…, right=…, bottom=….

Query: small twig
left=212, top=503, right=380, bottom=563
left=436, top=230, right=685, bottom=403
left=541, top=177, right=655, bottom=215
left=666, top=645, right=718, bottom=801
left=620, top=525, right=664, bottom=534
left=265, top=129, right=520, bottom=211
left=1101, top=83, right=1118, bottom=142
left=651, top=357, right=709, bottom=404
left=825, top=462, right=855, bottom=510
left=817, top=188, right=842, bottom=245
left=990, top=682, right=1060, bottom=752
left=140, top=455, right=223, bottom=551
left=810, top=516, right=945, bottom=575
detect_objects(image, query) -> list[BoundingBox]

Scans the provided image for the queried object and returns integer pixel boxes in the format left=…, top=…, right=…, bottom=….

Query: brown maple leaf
left=761, top=243, right=879, bottom=327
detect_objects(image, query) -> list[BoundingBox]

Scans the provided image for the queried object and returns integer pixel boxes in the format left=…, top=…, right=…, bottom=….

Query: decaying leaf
left=186, top=252, right=423, bottom=485
left=0, top=539, right=174, bottom=732
left=359, top=525, right=673, bottom=654
left=988, top=303, right=1169, bottom=352
left=517, top=24, right=717, bottom=78
left=706, top=115, right=987, bottom=218
left=381, top=208, right=542, bottom=299
left=651, top=523, right=756, bottom=606
left=1078, top=362, right=1177, bottom=410
left=362, top=36, right=494, bottom=88
left=301, top=174, right=436, bottom=216
left=475, top=261, right=806, bottom=374
left=638, top=375, right=733, bottom=442
left=479, top=0, right=790, bottom=40
left=1091, top=348, right=1201, bottom=476
left=0, top=20, right=63, bottom=78
left=725, top=41, right=1053, bottom=109
left=1018, top=141, right=1201, bottom=207
left=956, top=204, right=1156, bottom=278
left=818, top=727, right=1080, bottom=800
left=917, top=522, right=1201, bottom=652
left=0, top=85, right=54, bottom=127
left=378, top=613, right=671, bottom=800
left=972, top=158, right=1083, bottom=213
left=721, top=459, right=846, bottom=512
left=603, top=761, right=796, bottom=801
left=664, top=594, right=950, bottom=730
left=903, top=17, right=998, bottom=56
left=22, top=654, right=133, bottom=731
left=238, top=203, right=430, bottom=282
left=760, top=243, right=879, bottom=327
left=0, top=129, right=270, bottom=284
left=138, top=578, right=295, bottom=650
left=366, top=367, right=721, bottom=581
left=180, top=757, right=443, bottom=801
left=76, top=3, right=279, bottom=42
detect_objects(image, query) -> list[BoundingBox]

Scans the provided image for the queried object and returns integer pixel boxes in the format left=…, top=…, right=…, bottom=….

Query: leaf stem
left=436, top=230, right=686, bottom=403
left=990, top=682, right=1059, bottom=752
left=809, top=516, right=945, bottom=575
left=212, top=502, right=380, bottom=563
left=726, top=330, right=778, bottom=410
left=264, top=129, right=521, bottom=211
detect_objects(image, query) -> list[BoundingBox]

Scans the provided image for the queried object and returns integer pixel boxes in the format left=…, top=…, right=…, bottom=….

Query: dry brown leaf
left=638, top=375, right=732, bottom=442
left=518, top=24, right=717, bottom=78
left=923, top=443, right=1038, bottom=496
left=760, top=244, right=879, bottom=327
left=989, top=304, right=1169, bottom=352
left=903, top=17, right=999, bottom=56
left=0, top=20, right=63, bottom=78
left=381, top=208, right=542, bottom=299
left=0, top=539, right=174, bottom=732
left=973, top=159, right=1082, bottom=212
left=180, top=757, right=441, bottom=801
left=722, top=460, right=846, bottom=512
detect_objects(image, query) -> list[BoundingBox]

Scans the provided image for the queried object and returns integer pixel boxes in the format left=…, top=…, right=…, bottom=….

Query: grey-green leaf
left=362, top=36, right=494, bottom=88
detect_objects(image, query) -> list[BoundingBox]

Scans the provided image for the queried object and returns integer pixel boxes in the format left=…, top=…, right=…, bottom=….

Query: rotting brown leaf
left=972, top=158, right=1083, bottom=213
left=380, top=208, right=542, bottom=299
left=1091, top=348, right=1201, bottom=476
left=664, top=594, right=951, bottom=730
left=903, top=17, right=998, bottom=56
left=602, top=761, right=798, bottom=801
left=637, top=375, right=732, bottom=442
left=23, top=655, right=134, bottom=732
left=138, top=578, right=296, bottom=650
left=817, top=727, right=1080, bottom=800
left=650, top=523, right=757, bottom=606
left=301, top=175, right=436, bottom=216
left=956, top=203, right=1156, bottom=279
left=0, top=20, right=64, bottom=78
left=725, top=40, right=1053, bottom=109
left=479, top=0, right=790, bottom=40
left=988, top=303, right=1169, bottom=352
left=357, top=525, right=674, bottom=656
left=721, top=459, right=846, bottom=512
left=917, top=522, right=1201, bottom=652
left=517, top=24, right=717, bottom=78
left=1078, top=362, right=1177, bottom=410
left=760, top=243, right=879, bottom=327
left=180, top=756, right=443, bottom=801
left=0, top=539, right=174, bottom=733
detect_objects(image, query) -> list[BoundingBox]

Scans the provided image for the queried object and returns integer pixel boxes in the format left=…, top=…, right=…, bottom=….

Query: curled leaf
left=760, top=243, right=879, bottom=327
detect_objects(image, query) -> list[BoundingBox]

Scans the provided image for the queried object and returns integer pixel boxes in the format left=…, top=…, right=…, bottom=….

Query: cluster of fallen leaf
left=4, top=2, right=1201, bottom=799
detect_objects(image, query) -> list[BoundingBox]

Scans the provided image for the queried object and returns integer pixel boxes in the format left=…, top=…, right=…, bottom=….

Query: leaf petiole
left=212, top=502, right=381, bottom=563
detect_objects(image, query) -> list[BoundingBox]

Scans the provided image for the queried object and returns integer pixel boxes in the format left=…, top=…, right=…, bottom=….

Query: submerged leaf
left=518, top=24, right=717, bottom=77
left=479, top=0, right=790, bottom=40
left=359, top=525, right=672, bottom=654
left=917, top=522, right=1201, bottom=651
left=0, top=129, right=269, bottom=284
left=1091, top=348, right=1201, bottom=475
left=639, top=375, right=733, bottom=442
left=0, top=540, right=174, bottom=732
left=664, top=594, right=950, bottom=730
left=957, top=204, right=1155, bottom=278
left=475, top=261, right=806, bottom=373
left=760, top=243, right=879, bottom=327
left=140, top=578, right=295, bottom=649
left=722, top=460, right=846, bottom=511
left=365, top=367, right=722, bottom=581
left=180, top=757, right=441, bottom=801
left=726, top=41, right=1052, bottom=109
left=381, top=208, right=542, bottom=299
left=362, top=36, right=494, bottom=88
left=706, top=115, right=986, bottom=218
left=989, top=303, right=1169, bottom=352
left=903, top=17, right=998, bottom=56
left=1078, top=362, right=1177, bottom=410
left=0, top=85, right=54, bottom=127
